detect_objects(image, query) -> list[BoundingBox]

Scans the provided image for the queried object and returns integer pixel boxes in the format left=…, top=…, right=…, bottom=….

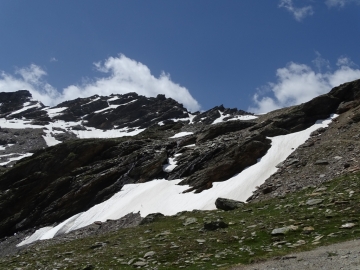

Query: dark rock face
left=54, top=93, right=190, bottom=130
left=215, top=197, right=244, bottom=211
left=0, top=90, right=33, bottom=115
left=196, top=120, right=256, bottom=143
left=177, top=135, right=271, bottom=192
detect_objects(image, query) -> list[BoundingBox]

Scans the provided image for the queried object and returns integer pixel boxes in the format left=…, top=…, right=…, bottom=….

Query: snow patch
left=44, top=107, right=68, bottom=118
left=185, top=144, right=196, bottom=148
left=81, top=97, right=100, bottom=106
left=9, top=103, right=42, bottom=116
left=228, top=115, right=258, bottom=121
left=212, top=110, right=230, bottom=124
left=162, top=153, right=181, bottom=173
left=94, top=104, right=120, bottom=114
left=42, top=134, right=62, bottom=147
left=107, top=96, right=119, bottom=102
left=169, top=132, right=194, bottom=138
left=0, top=153, right=33, bottom=166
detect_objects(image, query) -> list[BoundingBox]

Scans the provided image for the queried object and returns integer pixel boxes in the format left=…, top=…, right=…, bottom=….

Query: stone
left=133, top=261, right=147, bottom=267
left=340, top=223, right=356, bottom=229
left=271, top=225, right=298, bottom=235
left=306, top=199, right=324, bottom=206
left=271, top=227, right=290, bottom=235
left=196, top=239, right=206, bottom=243
left=303, top=226, right=315, bottom=232
left=314, top=160, right=329, bottom=165
left=144, top=251, right=155, bottom=258
left=203, top=221, right=228, bottom=231
left=89, top=242, right=104, bottom=249
left=183, top=217, right=197, bottom=226
left=215, top=198, right=244, bottom=211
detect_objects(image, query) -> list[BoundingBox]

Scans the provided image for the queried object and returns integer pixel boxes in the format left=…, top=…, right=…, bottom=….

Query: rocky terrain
left=1, top=168, right=359, bottom=269
left=0, top=79, right=360, bottom=269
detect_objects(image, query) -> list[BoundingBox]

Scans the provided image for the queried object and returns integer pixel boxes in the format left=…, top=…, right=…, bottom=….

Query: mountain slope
left=0, top=79, right=359, bottom=246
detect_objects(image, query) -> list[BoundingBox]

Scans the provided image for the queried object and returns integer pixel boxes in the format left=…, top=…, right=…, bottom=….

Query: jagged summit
left=0, top=91, right=254, bottom=167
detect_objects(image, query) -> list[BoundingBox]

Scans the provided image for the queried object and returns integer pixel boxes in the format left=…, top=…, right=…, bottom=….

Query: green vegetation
left=1, top=171, right=360, bottom=270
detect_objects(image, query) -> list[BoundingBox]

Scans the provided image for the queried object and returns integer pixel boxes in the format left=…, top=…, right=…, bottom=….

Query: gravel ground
left=230, top=239, right=360, bottom=270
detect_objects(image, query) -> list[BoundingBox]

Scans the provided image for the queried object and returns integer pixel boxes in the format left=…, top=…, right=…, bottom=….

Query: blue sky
left=0, top=0, right=359, bottom=113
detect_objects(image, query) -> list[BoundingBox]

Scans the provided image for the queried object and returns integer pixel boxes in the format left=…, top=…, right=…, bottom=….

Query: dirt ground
left=230, top=238, right=360, bottom=270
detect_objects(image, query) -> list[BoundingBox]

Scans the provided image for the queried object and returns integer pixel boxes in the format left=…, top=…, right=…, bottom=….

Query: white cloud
left=279, top=0, right=314, bottom=21
left=0, top=64, right=60, bottom=105
left=50, top=57, right=58, bottom=62
left=325, top=0, right=360, bottom=7
left=249, top=57, right=360, bottom=114
left=0, top=55, right=201, bottom=112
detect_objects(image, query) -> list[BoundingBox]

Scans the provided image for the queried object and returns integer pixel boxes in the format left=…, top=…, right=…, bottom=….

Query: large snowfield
left=17, top=114, right=337, bottom=246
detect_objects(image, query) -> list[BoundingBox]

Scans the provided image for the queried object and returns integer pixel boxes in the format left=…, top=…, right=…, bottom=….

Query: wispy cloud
left=312, top=51, right=331, bottom=73
left=249, top=56, right=360, bottom=113
left=50, top=57, right=58, bottom=62
left=0, top=55, right=201, bottom=112
left=337, top=56, right=358, bottom=67
left=279, top=0, right=314, bottom=21
left=325, top=0, right=360, bottom=7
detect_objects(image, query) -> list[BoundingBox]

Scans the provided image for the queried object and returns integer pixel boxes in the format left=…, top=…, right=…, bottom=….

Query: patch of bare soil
left=230, top=238, right=360, bottom=270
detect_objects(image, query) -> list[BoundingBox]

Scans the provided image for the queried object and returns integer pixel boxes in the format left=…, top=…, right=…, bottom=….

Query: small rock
left=183, top=217, right=197, bottom=226
left=303, top=226, right=315, bottom=232
left=306, top=199, right=323, bottom=206
left=314, top=160, right=329, bottom=165
left=340, top=223, right=356, bottom=229
left=133, top=261, right=147, bottom=267
left=89, top=242, right=104, bottom=249
left=271, top=226, right=292, bottom=235
left=204, top=221, right=228, bottom=231
left=144, top=251, right=155, bottom=258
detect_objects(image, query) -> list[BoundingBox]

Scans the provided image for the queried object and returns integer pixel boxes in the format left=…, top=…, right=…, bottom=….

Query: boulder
left=215, top=197, right=244, bottom=211
left=140, top=213, right=164, bottom=225
left=203, top=220, right=228, bottom=231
